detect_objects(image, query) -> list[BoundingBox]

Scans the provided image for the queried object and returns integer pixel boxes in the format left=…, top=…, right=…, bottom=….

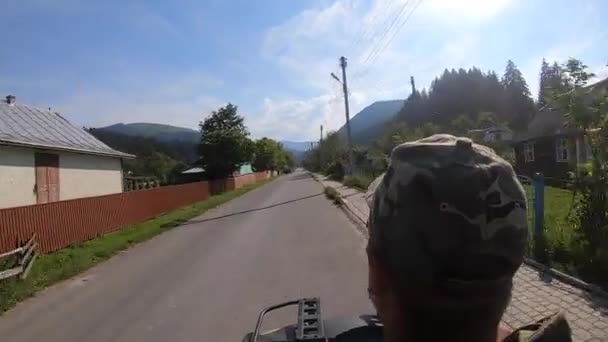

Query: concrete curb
left=337, top=197, right=367, bottom=226
left=523, top=258, right=608, bottom=299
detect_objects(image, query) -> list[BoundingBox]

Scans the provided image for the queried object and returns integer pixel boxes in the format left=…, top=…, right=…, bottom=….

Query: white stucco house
left=0, top=95, right=134, bottom=209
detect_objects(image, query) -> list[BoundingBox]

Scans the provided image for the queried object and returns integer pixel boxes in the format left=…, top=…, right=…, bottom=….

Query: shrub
left=325, top=161, right=345, bottom=181
left=344, top=172, right=374, bottom=190
left=324, top=186, right=341, bottom=204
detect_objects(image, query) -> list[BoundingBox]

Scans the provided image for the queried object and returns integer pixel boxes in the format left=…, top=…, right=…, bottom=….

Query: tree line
left=198, top=103, right=295, bottom=179
left=303, top=58, right=604, bottom=185
left=88, top=128, right=190, bottom=184
left=90, top=104, right=295, bottom=183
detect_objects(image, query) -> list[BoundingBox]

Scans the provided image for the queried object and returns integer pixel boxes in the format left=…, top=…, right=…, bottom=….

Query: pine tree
left=502, top=60, right=535, bottom=131
left=538, top=58, right=550, bottom=107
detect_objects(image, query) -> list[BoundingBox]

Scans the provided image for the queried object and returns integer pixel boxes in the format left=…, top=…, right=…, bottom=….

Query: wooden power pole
left=339, top=56, right=354, bottom=175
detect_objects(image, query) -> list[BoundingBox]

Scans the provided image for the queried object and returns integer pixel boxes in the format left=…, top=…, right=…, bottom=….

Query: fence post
left=532, top=172, right=545, bottom=239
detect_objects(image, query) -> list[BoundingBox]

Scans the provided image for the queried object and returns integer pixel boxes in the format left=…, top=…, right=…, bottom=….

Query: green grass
left=0, top=179, right=271, bottom=314
left=343, top=172, right=374, bottom=191
left=522, top=184, right=576, bottom=248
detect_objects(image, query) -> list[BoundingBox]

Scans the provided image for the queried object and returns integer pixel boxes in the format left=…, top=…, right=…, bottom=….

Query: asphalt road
left=0, top=171, right=373, bottom=342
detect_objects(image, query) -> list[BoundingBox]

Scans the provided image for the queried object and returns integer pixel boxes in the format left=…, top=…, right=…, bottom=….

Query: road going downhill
left=0, top=171, right=372, bottom=342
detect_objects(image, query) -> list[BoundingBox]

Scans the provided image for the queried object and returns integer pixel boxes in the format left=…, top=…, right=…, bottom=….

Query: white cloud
left=249, top=94, right=344, bottom=141
left=258, top=0, right=514, bottom=138
left=422, top=0, right=512, bottom=21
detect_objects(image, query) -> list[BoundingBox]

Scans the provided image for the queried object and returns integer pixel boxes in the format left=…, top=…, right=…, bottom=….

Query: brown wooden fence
left=0, top=171, right=270, bottom=255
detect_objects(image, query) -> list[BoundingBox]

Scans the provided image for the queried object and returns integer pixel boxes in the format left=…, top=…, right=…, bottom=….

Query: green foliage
left=302, top=131, right=345, bottom=173
left=392, top=64, right=536, bottom=134
left=547, top=58, right=608, bottom=284
left=324, top=186, right=341, bottom=204
left=502, top=60, right=536, bottom=131
left=97, top=123, right=199, bottom=143
left=89, top=129, right=188, bottom=183
left=538, top=59, right=564, bottom=107
left=344, top=172, right=374, bottom=190
left=252, top=138, right=296, bottom=173
left=252, top=137, right=279, bottom=171
left=449, top=114, right=474, bottom=135
left=0, top=179, right=272, bottom=313
left=199, top=104, right=254, bottom=179
left=325, top=161, right=345, bottom=181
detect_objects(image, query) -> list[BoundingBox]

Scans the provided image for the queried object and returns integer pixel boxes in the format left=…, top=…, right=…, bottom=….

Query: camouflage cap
left=366, top=134, right=528, bottom=294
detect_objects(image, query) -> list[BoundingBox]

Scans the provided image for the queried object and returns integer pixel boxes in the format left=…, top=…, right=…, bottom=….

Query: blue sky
left=1, top=0, right=606, bottom=141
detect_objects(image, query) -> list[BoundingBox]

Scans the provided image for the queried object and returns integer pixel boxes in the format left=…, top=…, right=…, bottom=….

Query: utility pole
left=320, top=124, right=323, bottom=142
left=331, top=56, right=354, bottom=175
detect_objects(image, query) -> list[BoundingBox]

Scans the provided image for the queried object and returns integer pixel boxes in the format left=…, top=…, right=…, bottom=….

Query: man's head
left=366, top=134, right=528, bottom=342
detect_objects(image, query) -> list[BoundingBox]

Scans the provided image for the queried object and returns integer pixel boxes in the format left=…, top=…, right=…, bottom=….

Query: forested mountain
left=92, top=124, right=199, bottom=163
left=396, top=63, right=535, bottom=131
left=305, top=59, right=543, bottom=175
left=88, top=128, right=190, bottom=183
left=97, top=123, right=199, bottom=143
left=337, top=100, right=404, bottom=145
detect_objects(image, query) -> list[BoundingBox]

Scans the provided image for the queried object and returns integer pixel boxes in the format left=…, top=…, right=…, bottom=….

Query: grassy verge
left=343, top=172, right=374, bottom=191
left=522, top=184, right=576, bottom=250
left=0, top=179, right=271, bottom=314
left=324, top=186, right=342, bottom=204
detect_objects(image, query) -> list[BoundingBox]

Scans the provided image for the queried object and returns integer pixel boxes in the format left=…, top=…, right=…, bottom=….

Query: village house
left=0, top=95, right=134, bottom=209
left=512, top=110, right=586, bottom=180
left=512, top=78, right=607, bottom=181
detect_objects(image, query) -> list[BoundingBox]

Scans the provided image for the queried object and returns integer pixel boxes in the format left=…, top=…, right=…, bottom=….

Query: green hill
left=97, top=123, right=199, bottom=143
left=337, top=100, right=404, bottom=145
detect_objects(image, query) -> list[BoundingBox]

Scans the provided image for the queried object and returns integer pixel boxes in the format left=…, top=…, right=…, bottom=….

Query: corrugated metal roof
left=0, top=99, right=134, bottom=158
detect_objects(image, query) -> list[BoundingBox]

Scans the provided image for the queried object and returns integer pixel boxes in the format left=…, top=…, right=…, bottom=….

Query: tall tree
left=538, top=58, right=550, bottom=107
left=539, top=59, right=566, bottom=109
left=252, top=137, right=280, bottom=171
left=199, top=104, right=254, bottom=179
left=547, top=58, right=608, bottom=280
left=502, top=60, right=535, bottom=131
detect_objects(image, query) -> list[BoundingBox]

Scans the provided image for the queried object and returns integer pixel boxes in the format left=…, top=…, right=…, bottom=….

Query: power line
left=365, top=0, right=424, bottom=69
left=350, top=0, right=424, bottom=87
left=346, top=0, right=399, bottom=58
left=360, top=0, right=413, bottom=66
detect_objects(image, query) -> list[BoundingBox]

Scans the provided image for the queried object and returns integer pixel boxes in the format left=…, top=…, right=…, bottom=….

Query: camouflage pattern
left=366, top=134, right=529, bottom=293
left=503, top=312, right=572, bottom=342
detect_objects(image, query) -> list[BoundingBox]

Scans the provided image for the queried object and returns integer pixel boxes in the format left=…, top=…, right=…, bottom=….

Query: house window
left=556, top=138, right=569, bottom=162
left=523, top=143, right=534, bottom=162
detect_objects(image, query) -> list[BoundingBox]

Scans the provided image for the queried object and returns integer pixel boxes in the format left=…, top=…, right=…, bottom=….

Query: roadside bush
left=325, top=161, right=345, bottom=181
left=344, top=172, right=374, bottom=190
left=324, top=186, right=341, bottom=204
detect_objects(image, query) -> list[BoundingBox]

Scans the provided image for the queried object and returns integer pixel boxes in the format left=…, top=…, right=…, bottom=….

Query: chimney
left=5, top=95, right=16, bottom=105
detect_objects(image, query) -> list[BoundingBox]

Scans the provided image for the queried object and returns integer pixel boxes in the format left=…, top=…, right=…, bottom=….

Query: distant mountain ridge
left=337, top=99, right=404, bottom=145
left=280, top=140, right=314, bottom=151
left=96, top=122, right=312, bottom=163
left=97, top=123, right=199, bottom=143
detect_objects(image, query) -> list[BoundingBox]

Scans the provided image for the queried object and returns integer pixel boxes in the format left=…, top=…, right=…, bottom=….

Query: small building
left=512, top=110, right=585, bottom=180
left=469, top=126, right=513, bottom=143
left=512, top=78, right=607, bottom=180
left=0, top=95, right=134, bottom=209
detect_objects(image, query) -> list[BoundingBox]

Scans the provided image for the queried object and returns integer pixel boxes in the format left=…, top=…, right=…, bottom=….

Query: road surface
left=0, top=171, right=372, bottom=341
